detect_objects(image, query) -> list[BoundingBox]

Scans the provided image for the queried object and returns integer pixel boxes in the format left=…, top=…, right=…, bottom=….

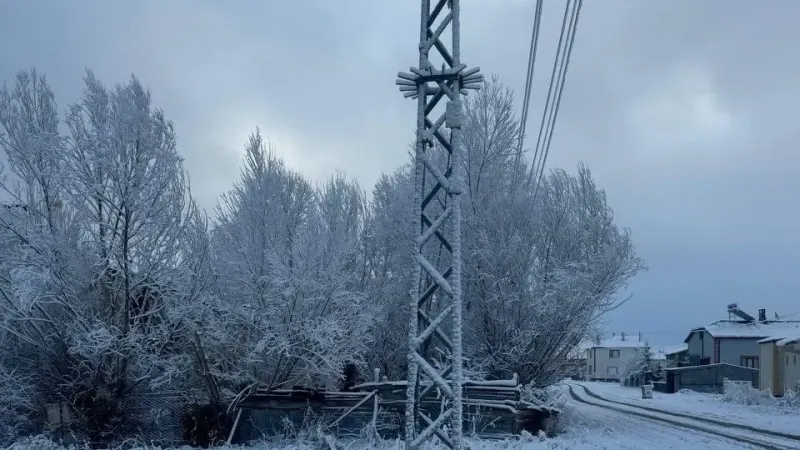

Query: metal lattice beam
left=396, top=0, right=482, bottom=448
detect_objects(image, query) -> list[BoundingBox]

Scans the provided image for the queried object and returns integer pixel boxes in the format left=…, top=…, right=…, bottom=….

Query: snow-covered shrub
left=722, top=379, right=772, bottom=406
left=4, top=435, right=64, bottom=450
left=519, top=383, right=569, bottom=436
left=776, top=381, right=800, bottom=409
left=212, top=134, right=374, bottom=392
left=0, top=363, right=38, bottom=445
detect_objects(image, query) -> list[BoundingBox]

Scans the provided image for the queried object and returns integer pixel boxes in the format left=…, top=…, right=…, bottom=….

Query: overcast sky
left=2, top=0, right=799, bottom=347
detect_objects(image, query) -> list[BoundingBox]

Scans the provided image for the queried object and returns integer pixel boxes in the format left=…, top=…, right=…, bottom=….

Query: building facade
left=585, top=334, right=647, bottom=382
left=759, top=334, right=800, bottom=396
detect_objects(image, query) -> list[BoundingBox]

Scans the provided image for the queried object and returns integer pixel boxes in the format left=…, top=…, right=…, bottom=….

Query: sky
left=1, top=0, right=799, bottom=347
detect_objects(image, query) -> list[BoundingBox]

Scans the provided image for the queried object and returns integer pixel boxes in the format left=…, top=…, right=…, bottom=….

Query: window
left=794, top=355, right=797, bottom=366
left=607, top=366, right=618, bottom=376
left=741, top=356, right=759, bottom=369
left=609, top=349, right=620, bottom=358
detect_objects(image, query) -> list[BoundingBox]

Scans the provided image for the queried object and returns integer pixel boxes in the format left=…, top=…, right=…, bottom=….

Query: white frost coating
left=446, top=99, right=464, bottom=129
left=419, top=151, right=453, bottom=194
left=413, top=304, right=454, bottom=348
left=415, top=205, right=453, bottom=247
left=413, top=352, right=455, bottom=397
left=404, top=0, right=469, bottom=448
left=404, top=0, right=430, bottom=444
left=448, top=1, right=465, bottom=449
left=414, top=253, right=453, bottom=295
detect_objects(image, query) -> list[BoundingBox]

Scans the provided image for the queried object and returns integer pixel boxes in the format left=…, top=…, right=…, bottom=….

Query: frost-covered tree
left=359, top=76, right=644, bottom=387
left=0, top=68, right=200, bottom=442
left=62, top=72, right=194, bottom=436
left=619, top=345, right=655, bottom=384
left=360, top=167, right=415, bottom=379
left=211, top=131, right=374, bottom=393
left=459, top=78, right=645, bottom=386
left=0, top=69, right=76, bottom=441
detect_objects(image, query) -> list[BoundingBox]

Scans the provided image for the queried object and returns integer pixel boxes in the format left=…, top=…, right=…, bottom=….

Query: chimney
left=595, top=335, right=601, bottom=345
left=621, top=332, right=626, bottom=341
left=758, top=309, right=766, bottom=322
left=638, top=331, right=642, bottom=342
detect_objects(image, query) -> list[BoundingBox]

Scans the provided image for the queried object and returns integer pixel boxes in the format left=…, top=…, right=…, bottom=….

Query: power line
left=513, top=0, right=544, bottom=189
left=528, top=0, right=584, bottom=203
left=528, top=0, right=573, bottom=187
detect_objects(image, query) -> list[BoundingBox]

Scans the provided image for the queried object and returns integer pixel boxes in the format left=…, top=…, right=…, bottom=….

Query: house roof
left=686, top=321, right=800, bottom=343
left=658, top=344, right=688, bottom=356
left=587, top=336, right=648, bottom=349
left=758, top=331, right=800, bottom=347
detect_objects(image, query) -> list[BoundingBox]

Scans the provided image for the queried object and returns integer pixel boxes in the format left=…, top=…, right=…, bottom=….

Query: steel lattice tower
left=395, top=0, right=482, bottom=448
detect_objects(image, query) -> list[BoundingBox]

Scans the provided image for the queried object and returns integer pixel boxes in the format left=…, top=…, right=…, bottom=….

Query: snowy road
left=565, top=384, right=800, bottom=450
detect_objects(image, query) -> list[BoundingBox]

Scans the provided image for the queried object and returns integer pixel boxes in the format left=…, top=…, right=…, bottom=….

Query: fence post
left=372, top=368, right=380, bottom=429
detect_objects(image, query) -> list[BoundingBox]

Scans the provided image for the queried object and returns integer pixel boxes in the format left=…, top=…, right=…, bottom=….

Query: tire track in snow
left=575, top=382, right=800, bottom=443
left=567, top=384, right=800, bottom=450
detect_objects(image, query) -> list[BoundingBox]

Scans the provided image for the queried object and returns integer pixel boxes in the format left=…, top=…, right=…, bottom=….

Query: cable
left=527, top=0, right=584, bottom=204
left=528, top=0, right=573, bottom=188
left=531, top=0, right=583, bottom=205
left=513, top=0, right=544, bottom=190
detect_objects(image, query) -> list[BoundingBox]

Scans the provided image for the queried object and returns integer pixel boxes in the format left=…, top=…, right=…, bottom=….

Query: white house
left=585, top=333, right=648, bottom=381
left=685, top=305, right=800, bottom=369
left=758, top=332, right=800, bottom=396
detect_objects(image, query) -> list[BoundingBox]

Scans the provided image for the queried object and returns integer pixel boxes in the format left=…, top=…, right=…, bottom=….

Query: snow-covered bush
left=0, top=363, right=38, bottom=445
left=211, top=132, right=374, bottom=392
left=4, top=435, right=64, bottom=450
left=775, top=381, right=800, bottom=409
left=722, top=379, right=773, bottom=406
left=618, top=345, right=656, bottom=386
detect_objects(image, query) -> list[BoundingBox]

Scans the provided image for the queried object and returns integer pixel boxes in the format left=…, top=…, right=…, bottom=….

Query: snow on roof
left=659, top=344, right=688, bottom=355
left=758, top=331, right=800, bottom=347
left=777, top=334, right=800, bottom=347
left=649, top=344, right=687, bottom=359
left=700, top=321, right=800, bottom=340
left=587, top=336, right=648, bottom=349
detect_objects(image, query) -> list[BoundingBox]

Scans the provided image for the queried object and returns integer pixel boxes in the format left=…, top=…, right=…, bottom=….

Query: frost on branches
left=0, top=69, right=203, bottom=443
left=618, top=345, right=655, bottom=384
left=0, top=67, right=645, bottom=444
left=211, top=131, right=373, bottom=392
left=364, top=77, right=645, bottom=385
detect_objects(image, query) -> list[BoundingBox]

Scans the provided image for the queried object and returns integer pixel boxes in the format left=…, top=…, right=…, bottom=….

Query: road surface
left=565, top=384, right=800, bottom=450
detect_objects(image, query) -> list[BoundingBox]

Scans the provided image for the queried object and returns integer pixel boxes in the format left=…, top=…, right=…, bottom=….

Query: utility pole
left=395, top=1, right=482, bottom=449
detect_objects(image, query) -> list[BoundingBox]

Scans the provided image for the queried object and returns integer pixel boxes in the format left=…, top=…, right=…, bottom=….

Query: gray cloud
left=2, top=0, right=799, bottom=345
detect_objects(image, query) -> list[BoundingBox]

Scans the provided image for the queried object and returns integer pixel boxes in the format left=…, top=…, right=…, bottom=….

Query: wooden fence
left=230, top=374, right=559, bottom=443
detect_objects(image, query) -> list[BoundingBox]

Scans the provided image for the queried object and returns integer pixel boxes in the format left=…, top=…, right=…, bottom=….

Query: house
left=684, top=304, right=800, bottom=369
left=650, top=345, right=688, bottom=371
left=758, top=332, right=800, bottom=396
left=585, top=333, right=648, bottom=382
left=659, top=345, right=689, bottom=367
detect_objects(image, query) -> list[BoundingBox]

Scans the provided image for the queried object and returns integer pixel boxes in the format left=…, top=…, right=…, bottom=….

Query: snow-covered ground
left=556, top=391, right=765, bottom=450
left=576, top=381, right=800, bottom=437
left=6, top=388, right=779, bottom=450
